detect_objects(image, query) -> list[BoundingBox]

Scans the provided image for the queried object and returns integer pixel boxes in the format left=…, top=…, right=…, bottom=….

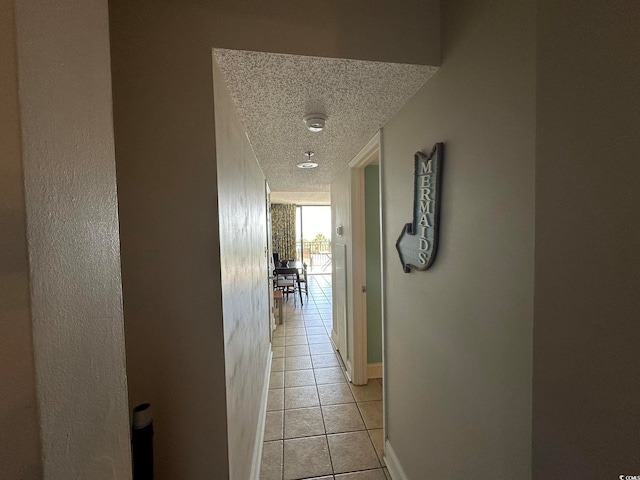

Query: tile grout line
left=308, top=314, right=335, bottom=479
left=312, top=275, right=336, bottom=478
left=265, top=275, right=351, bottom=480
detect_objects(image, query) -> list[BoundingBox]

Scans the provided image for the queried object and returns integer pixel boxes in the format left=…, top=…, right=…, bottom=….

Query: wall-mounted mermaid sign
left=396, top=143, right=444, bottom=273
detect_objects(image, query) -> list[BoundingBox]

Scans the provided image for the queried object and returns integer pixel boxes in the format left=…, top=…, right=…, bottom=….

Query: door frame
left=265, top=182, right=276, bottom=337
left=347, top=131, right=382, bottom=385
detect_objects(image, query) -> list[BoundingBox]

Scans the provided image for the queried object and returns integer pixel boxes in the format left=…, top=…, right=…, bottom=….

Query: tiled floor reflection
left=261, top=275, right=389, bottom=480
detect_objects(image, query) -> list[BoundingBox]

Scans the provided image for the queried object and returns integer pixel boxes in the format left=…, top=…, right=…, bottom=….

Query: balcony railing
left=296, top=240, right=332, bottom=274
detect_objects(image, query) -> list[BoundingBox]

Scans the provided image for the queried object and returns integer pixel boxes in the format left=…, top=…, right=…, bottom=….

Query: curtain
left=271, top=203, right=297, bottom=261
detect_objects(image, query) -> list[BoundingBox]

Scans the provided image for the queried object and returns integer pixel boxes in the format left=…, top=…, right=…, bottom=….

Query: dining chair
left=297, top=262, right=309, bottom=298
left=275, top=266, right=303, bottom=306
left=275, top=274, right=296, bottom=302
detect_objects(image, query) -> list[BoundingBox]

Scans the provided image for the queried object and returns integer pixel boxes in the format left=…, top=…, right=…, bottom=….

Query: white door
left=333, top=243, right=349, bottom=371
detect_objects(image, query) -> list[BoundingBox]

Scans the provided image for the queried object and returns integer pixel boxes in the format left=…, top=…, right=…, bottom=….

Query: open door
left=266, top=182, right=275, bottom=337
left=348, top=132, right=382, bottom=385
left=332, top=244, right=348, bottom=367
left=331, top=131, right=383, bottom=385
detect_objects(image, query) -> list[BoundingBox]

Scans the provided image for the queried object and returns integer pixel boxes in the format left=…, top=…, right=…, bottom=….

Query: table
left=274, top=262, right=304, bottom=306
left=273, top=290, right=283, bottom=325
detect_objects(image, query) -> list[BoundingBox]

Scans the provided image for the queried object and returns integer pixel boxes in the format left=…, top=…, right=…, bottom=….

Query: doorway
left=363, top=165, right=383, bottom=379
left=347, top=131, right=383, bottom=386
left=295, top=205, right=332, bottom=274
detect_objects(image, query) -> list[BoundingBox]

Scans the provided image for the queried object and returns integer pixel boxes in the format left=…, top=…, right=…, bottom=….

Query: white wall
left=213, top=58, right=272, bottom=480
left=0, top=1, right=41, bottom=477
left=533, top=1, right=640, bottom=477
left=381, top=0, right=535, bottom=477
left=13, top=0, right=132, bottom=477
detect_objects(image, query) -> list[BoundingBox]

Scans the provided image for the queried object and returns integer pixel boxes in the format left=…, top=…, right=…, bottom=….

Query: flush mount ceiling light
left=303, top=114, right=327, bottom=133
left=297, top=151, right=318, bottom=169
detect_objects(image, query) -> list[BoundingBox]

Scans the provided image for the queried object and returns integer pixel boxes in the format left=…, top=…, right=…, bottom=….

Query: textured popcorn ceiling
left=214, top=49, right=437, bottom=194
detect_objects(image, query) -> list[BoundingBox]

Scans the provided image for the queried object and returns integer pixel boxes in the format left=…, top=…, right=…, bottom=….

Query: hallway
left=261, top=275, right=387, bottom=480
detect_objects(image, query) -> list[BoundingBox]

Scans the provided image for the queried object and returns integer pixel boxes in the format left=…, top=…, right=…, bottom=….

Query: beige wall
left=0, top=1, right=41, bottom=477
left=109, top=6, right=229, bottom=480
left=213, top=58, right=272, bottom=480
left=209, top=0, right=440, bottom=65
left=533, top=1, right=640, bottom=478
left=381, top=0, right=535, bottom=477
left=109, top=1, right=440, bottom=477
left=11, top=0, right=132, bottom=477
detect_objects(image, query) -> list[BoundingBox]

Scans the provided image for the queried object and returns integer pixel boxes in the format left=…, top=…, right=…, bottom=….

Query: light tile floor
left=261, top=275, right=389, bottom=480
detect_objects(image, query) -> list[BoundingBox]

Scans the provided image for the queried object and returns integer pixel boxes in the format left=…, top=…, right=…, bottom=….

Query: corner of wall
left=0, top=0, right=42, bottom=476
left=14, top=0, right=132, bottom=477
left=384, top=440, right=409, bottom=480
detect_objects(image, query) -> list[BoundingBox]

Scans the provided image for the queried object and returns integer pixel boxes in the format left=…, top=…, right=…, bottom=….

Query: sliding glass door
left=296, top=205, right=332, bottom=274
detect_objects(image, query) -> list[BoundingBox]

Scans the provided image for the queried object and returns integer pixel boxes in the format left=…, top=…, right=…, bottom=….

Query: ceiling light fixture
left=303, top=114, right=327, bottom=133
left=297, top=151, right=318, bottom=169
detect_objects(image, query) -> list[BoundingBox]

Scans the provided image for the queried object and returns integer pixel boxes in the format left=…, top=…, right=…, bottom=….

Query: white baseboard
left=331, top=329, right=354, bottom=382
left=250, top=350, right=273, bottom=480
left=343, top=360, right=353, bottom=383
left=384, top=439, right=409, bottom=480
left=331, top=328, right=339, bottom=349
left=367, top=362, right=383, bottom=379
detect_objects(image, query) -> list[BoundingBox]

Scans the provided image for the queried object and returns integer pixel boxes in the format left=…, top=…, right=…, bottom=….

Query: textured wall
left=14, top=0, right=132, bottom=477
left=213, top=58, right=272, bottom=480
left=0, top=0, right=42, bottom=477
left=381, top=0, right=535, bottom=477
left=533, top=1, right=640, bottom=477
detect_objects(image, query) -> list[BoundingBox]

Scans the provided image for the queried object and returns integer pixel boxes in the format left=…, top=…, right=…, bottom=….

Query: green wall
left=364, top=165, right=382, bottom=364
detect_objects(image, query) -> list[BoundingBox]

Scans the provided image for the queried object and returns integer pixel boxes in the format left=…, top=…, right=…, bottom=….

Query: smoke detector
left=297, top=151, right=318, bottom=169
left=303, top=114, right=327, bottom=133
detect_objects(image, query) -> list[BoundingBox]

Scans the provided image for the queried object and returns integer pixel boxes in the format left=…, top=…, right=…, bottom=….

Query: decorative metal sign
left=396, top=143, right=444, bottom=273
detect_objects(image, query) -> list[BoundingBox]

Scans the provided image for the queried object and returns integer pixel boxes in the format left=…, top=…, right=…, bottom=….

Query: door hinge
left=362, top=286, right=367, bottom=293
